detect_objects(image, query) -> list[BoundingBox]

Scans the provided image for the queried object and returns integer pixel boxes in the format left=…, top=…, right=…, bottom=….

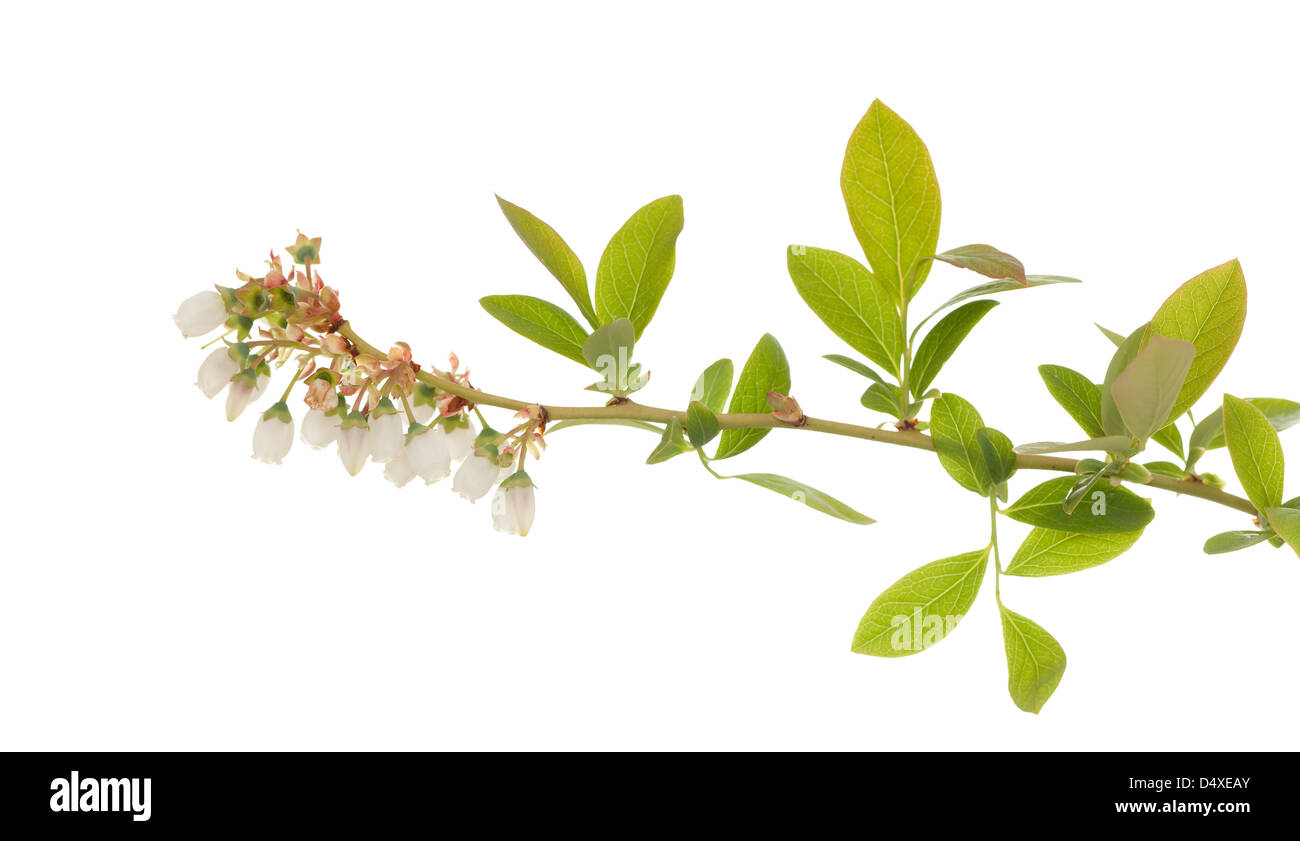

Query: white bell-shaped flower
left=195, top=345, right=241, bottom=398
left=173, top=291, right=227, bottom=338
left=225, top=369, right=269, bottom=422
left=252, top=402, right=294, bottom=464
left=442, top=416, right=477, bottom=462
left=337, top=412, right=371, bottom=476
left=491, top=472, right=536, bottom=537
left=384, top=450, right=417, bottom=488
left=453, top=449, right=503, bottom=502
left=404, top=424, right=451, bottom=484
left=300, top=408, right=342, bottom=449
left=368, top=398, right=405, bottom=463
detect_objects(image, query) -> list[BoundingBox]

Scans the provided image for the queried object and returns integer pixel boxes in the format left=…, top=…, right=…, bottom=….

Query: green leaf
left=1006, top=527, right=1144, bottom=576
left=976, top=427, right=1017, bottom=486
left=840, top=99, right=942, bottom=306
left=1145, top=259, right=1247, bottom=420
left=593, top=195, right=685, bottom=339
left=860, top=382, right=902, bottom=415
left=823, top=353, right=887, bottom=386
left=1188, top=397, right=1300, bottom=454
left=1038, top=365, right=1105, bottom=439
left=929, top=393, right=994, bottom=495
left=495, top=195, right=597, bottom=328
left=850, top=548, right=989, bottom=657
left=1095, top=323, right=1127, bottom=347
left=1151, top=422, right=1184, bottom=461
left=910, top=300, right=998, bottom=396
left=1099, top=324, right=1147, bottom=436
left=1004, top=476, right=1155, bottom=533
left=581, top=318, right=638, bottom=397
left=1000, top=606, right=1067, bottom=714
left=646, top=417, right=691, bottom=464
left=685, top=401, right=720, bottom=448
left=1223, top=394, right=1285, bottom=513
left=689, top=358, right=734, bottom=414
left=1263, top=508, right=1300, bottom=558
left=1203, top=530, right=1274, bottom=555
left=1109, top=333, right=1196, bottom=440
left=931, top=244, right=1026, bottom=284
left=1014, top=437, right=1136, bottom=455
left=714, top=334, right=791, bottom=460
left=787, top=246, right=903, bottom=376
left=479, top=295, right=590, bottom=367
left=731, top=473, right=874, bottom=525
left=1144, top=461, right=1187, bottom=480
left=915, top=275, right=1081, bottom=338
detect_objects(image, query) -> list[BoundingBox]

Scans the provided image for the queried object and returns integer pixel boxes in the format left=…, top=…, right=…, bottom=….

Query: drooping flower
left=195, top=345, right=242, bottom=398
left=453, top=446, right=503, bottom=502
left=300, top=406, right=342, bottom=449
left=442, top=416, right=477, bottom=462
left=404, top=423, right=451, bottom=484
left=337, top=411, right=371, bottom=476
left=225, top=368, right=270, bottom=421
left=173, top=291, right=228, bottom=338
left=252, top=402, right=294, bottom=464
left=368, top=398, right=405, bottom=463
left=491, top=471, right=536, bottom=537
left=384, top=450, right=417, bottom=488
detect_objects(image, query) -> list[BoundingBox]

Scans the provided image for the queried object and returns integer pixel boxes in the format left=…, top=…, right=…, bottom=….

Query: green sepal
left=267, top=285, right=298, bottom=313
left=261, top=401, right=292, bottom=423
left=324, top=393, right=348, bottom=418
left=499, top=470, right=535, bottom=490
left=371, top=397, right=398, bottom=418
left=225, top=314, right=255, bottom=341
left=340, top=410, right=369, bottom=430
left=413, top=382, right=440, bottom=408
left=306, top=368, right=340, bottom=387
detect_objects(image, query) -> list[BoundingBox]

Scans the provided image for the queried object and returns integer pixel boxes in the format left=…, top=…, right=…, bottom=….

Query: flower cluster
left=174, top=234, right=540, bottom=536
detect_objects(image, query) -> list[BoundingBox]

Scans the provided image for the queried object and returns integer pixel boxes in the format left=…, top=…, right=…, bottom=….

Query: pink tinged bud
left=252, top=405, right=294, bottom=464
left=337, top=420, right=371, bottom=477
left=384, top=451, right=417, bottom=488
left=453, top=453, right=502, bottom=502
left=173, top=291, right=227, bottom=338
left=368, top=410, right=405, bottom=463
left=300, top=408, right=341, bottom=449
left=491, top=480, right=535, bottom=537
left=405, top=427, right=451, bottom=484
left=443, top=418, right=477, bottom=462
left=195, top=346, right=240, bottom=398
left=225, top=372, right=269, bottom=422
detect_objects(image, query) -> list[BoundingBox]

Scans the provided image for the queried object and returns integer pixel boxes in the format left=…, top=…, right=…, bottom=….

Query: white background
left=3, top=1, right=1297, bottom=750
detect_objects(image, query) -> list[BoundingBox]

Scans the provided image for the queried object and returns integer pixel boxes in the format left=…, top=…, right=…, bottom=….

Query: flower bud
left=195, top=345, right=242, bottom=398
left=404, top=424, right=451, bottom=484
left=368, top=398, right=405, bottom=463
left=252, top=402, right=294, bottom=464
left=300, top=408, right=342, bottom=449
left=173, top=290, right=228, bottom=338
left=491, top=471, right=536, bottom=537
left=453, top=446, right=503, bottom=502
left=225, top=368, right=269, bottom=422
left=337, top=411, right=371, bottom=476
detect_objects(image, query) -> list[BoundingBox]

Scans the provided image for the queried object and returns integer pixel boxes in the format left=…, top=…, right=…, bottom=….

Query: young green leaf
left=1095, top=323, right=1127, bottom=347
left=860, top=382, right=902, bottom=415
left=1143, top=461, right=1187, bottom=480
left=685, top=401, right=721, bottom=448
left=1188, top=397, right=1300, bottom=454
left=840, top=99, right=942, bottom=306
left=931, top=244, right=1026, bottom=285
left=714, top=334, right=791, bottom=460
left=915, top=275, right=1080, bottom=335
left=730, top=473, right=874, bottom=525
left=787, top=246, right=903, bottom=376
left=1038, top=365, right=1105, bottom=439
left=1109, top=333, right=1196, bottom=440
left=910, top=299, right=998, bottom=396
left=689, top=358, right=734, bottom=414
left=823, top=353, right=887, bottom=386
left=495, top=195, right=598, bottom=328
left=1099, top=325, right=1147, bottom=436
left=1004, top=476, right=1155, bottom=533
left=582, top=317, right=636, bottom=371
left=1150, top=421, right=1184, bottom=461
left=1223, top=394, right=1285, bottom=513
left=1263, top=508, right=1300, bottom=558
left=646, top=417, right=691, bottom=464
left=1203, top=530, right=1274, bottom=555
left=1005, top=527, right=1144, bottom=576
left=929, top=393, right=994, bottom=495
left=1012, top=435, right=1135, bottom=456
left=976, top=427, right=1017, bottom=486
left=1000, top=605, right=1067, bottom=714
left=1145, top=259, right=1247, bottom=420
left=479, top=294, right=590, bottom=367
left=593, top=195, right=685, bottom=339
left=851, top=548, right=989, bottom=657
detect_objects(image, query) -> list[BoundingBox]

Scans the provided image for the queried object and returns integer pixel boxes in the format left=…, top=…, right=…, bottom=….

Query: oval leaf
left=689, top=358, right=734, bottom=414
left=787, top=246, right=903, bottom=376
left=594, top=195, right=685, bottom=339
left=929, top=393, right=993, bottom=495
left=1004, top=476, right=1155, bottom=534
left=932, top=244, right=1026, bottom=284
left=910, top=299, right=998, bottom=396
left=495, top=196, right=597, bottom=328
left=1109, top=333, right=1195, bottom=440
left=714, top=334, right=791, bottom=460
left=976, top=426, right=1017, bottom=486
left=1006, top=527, right=1144, bottom=576
left=840, top=99, right=942, bottom=306
left=685, top=401, right=720, bottom=449
left=479, top=294, right=590, bottom=367
left=1223, top=394, right=1285, bottom=513
left=1000, top=606, right=1067, bottom=714
left=1203, top=530, right=1274, bottom=555
left=851, top=549, right=989, bottom=657
left=1188, top=397, right=1300, bottom=454
left=1038, top=364, right=1105, bottom=439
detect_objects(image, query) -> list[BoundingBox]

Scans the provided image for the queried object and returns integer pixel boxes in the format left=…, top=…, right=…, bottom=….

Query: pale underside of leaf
left=1000, top=606, right=1067, bottom=714
left=851, top=549, right=989, bottom=657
